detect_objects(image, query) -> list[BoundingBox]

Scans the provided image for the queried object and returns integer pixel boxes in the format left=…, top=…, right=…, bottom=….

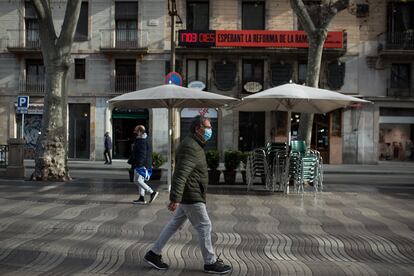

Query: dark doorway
left=69, top=104, right=90, bottom=159
left=238, top=112, right=265, bottom=152
left=112, top=108, right=149, bottom=159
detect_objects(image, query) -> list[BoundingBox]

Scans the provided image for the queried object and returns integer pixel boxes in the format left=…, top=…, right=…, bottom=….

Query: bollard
left=6, top=138, right=25, bottom=179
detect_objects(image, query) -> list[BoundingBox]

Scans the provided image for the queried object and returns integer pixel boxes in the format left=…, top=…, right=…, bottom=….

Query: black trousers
left=104, top=149, right=112, bottom=163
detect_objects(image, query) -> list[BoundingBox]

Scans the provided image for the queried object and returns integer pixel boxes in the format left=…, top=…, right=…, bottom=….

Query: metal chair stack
left=266, top=142, right=289, bottom=192
left=289, top=140, right=323, bottom=193
left=246, top=148, right=270, bottom=191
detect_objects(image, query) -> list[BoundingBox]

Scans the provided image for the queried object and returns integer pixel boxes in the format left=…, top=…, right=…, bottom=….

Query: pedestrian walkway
left=0, top=177, right=413, bottom=275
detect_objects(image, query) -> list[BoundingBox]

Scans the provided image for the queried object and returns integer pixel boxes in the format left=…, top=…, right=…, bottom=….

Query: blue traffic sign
left=165, top=72, right=183, bottom=86
left=17, top=96, right=29, bottom=114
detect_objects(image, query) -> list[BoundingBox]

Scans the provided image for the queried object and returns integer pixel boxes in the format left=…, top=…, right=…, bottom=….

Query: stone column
left=6, top=138, right=25, bottom=179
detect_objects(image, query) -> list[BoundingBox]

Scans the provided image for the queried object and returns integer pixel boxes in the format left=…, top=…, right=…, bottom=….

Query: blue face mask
left=203, top=128, right=212, bottom=142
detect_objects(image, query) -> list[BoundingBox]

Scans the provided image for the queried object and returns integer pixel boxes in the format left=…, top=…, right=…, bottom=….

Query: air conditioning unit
left=356, top=4, right=369, bottom=18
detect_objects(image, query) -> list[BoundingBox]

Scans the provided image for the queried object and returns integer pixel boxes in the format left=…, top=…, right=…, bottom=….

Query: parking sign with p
left=17, top=96, right=29, bottom=114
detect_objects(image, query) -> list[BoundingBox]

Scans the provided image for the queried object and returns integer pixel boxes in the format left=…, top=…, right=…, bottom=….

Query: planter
left=208, top=170, right=221, bottom=185
left=151, top=168, right=162, bottom=180
left=223, top=170, right=236, bottom=185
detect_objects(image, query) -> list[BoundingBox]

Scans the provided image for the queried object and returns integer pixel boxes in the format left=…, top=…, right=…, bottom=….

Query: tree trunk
left=298, top=32, right=326, bottom=147
left=29, top=0, right=82, bottom=181
left=31, top=61, right=70, bottom=181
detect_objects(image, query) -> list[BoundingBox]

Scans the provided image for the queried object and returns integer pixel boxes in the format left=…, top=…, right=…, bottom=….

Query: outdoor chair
left=266, top=142, right=289, bottom=192
left=246, top=148, right=270, bottom=191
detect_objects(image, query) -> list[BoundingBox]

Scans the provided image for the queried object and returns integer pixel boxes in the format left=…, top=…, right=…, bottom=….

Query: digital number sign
left=178, top=30, right=216, bottom=47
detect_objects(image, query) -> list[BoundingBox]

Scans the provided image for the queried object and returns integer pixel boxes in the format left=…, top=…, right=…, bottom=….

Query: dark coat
left=169, top=135, right=208, bottom=204
left=129, top=135, right=152, bottom=169
left=104, top=135, right=112, bottom=150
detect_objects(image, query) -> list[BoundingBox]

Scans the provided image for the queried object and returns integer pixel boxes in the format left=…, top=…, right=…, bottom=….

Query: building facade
left=173, top=0, right=414, bottom=164
left=0, top=0, right=170, bottom=160
left=0, top=0, right=413, bottom=164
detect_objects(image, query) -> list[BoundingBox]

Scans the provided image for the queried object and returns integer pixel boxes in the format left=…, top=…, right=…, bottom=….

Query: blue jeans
left=152, top=202, right=216, bottom=265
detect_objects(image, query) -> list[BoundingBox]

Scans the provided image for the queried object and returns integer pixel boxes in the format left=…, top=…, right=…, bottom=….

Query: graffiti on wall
left=24, top=115, right=42, bottom=158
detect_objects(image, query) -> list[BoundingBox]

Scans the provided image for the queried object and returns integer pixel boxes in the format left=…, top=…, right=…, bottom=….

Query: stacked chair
left=246, top=140, right=323, bottom=194
left=289, top=140, right=323, bottom=193
left=266, top=142, right=289, bottom=192
left=246, top=148, right=269, bottom=191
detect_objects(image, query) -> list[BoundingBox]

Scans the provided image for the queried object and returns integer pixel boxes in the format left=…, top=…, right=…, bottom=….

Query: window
left=25, top=2, right=39, bottom=48
left=74, top=2, right=88, bottom=41
left=298, top=62, right=307, bottom=84
left=75, top=59, right=85, bottom=79
left=270, top=62, right=292, bottom=87
left=186, top=59, right=208, bottom=87
left=391, top=64, right=411, bottom=89
left=242, top=1, right=264, bottom=30
left=26, top=59, right=45, bottom=92
left=115, top=2, right=138, bottom=48
left=242, top=60, right=264, bottom=93
left=187, top=1, right=209, bottom=30
left=115, top=59, right=136, bottom=92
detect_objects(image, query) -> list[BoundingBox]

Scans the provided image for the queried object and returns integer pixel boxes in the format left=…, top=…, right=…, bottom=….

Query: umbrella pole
left=285, top=110, right=292, bottom=194
left=168, top=107, right=172, bottom=192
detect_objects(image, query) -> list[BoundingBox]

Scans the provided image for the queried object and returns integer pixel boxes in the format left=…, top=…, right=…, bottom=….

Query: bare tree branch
left=289, top=0, right=316, bottom=33
left=57, top=0, right=82, bottom=51
left=32, top=0, right=57, bottom=46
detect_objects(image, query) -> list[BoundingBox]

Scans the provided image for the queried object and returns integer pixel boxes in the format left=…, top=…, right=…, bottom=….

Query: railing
left=100, top=29, right=149, bottom=49
left=19, top=75, right=46, bottom=94
left=0, top=145, right=8, bottom=169
left=113, top=75, right=137, bottom=94
left=6, top=29, right=41, bottom=49
left=385, top=31, right=414, bottom=50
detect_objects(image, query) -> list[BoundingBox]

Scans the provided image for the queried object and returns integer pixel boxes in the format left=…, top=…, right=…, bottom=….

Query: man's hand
left=168, top=202, right=179, bottom=212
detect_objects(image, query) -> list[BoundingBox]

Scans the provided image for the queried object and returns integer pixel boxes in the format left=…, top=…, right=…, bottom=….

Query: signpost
left=17, top=96, right=29, bottom=139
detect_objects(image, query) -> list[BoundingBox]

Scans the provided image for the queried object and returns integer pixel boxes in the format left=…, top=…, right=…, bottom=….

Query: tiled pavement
left=0, top=179, right=413, bottom=276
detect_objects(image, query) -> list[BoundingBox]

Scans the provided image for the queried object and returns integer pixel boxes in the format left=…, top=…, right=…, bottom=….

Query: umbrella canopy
left=109, top=84, right=239, bottom=190
left=109, top=84, right=237, bottom=108
left=232, top=83, right=371, bottom=145
left=233, top=83, right=370, bottom=113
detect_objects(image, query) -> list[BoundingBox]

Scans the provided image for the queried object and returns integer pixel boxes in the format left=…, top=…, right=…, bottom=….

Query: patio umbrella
left=233, top=83, right=371, bottom=143
left=109, top=84, right=238, bottom=189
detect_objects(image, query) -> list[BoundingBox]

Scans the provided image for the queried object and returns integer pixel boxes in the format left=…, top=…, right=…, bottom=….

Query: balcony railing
left=19, top=75, right=46, bottom=94
left=7, top=29, right=41, bottom=49
left=113, top=75, right=137, bottom=94
left=385, top=31, right=414, bottom=50
left=0, top=145, right=8, bottom=169
left=100, top=29, right=149, bottom=50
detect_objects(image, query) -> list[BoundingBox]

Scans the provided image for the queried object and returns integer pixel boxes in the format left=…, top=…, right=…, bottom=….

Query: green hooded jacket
left=169, top=135, right=208, bottom=204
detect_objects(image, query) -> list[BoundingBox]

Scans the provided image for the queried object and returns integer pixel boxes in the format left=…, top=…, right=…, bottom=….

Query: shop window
left=213, top=62, right=236, bottom=91
left=74, top=2, right=88, bottom=41
left=242, top=59, right=264, bottom=93
left=186, top=59, right=208, bottom=88
left=298, top=62, right=307, bottom=84
left=327, top=61, right=345, bottom=90
left=391, top=64, right=410, bottom=89
left=187, top=1, right=209, bottom=31
left=115, top=2, right=138, bottom=48
left=270, top=62, right=292, bottom=87
left=75, top=59, right=85, bottom=79
left=242, top=1, right=264, bottom=30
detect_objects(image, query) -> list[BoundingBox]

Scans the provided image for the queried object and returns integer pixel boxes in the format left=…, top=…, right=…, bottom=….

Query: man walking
left=130, top=125, right=158, bottom=205
left=144, top=116, right=232, bottom=274
left=104, top=132, right=112, bottom=164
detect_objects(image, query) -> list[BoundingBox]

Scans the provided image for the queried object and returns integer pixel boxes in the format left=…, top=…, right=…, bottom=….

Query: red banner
left=178, top=30, right=344, bottom=49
